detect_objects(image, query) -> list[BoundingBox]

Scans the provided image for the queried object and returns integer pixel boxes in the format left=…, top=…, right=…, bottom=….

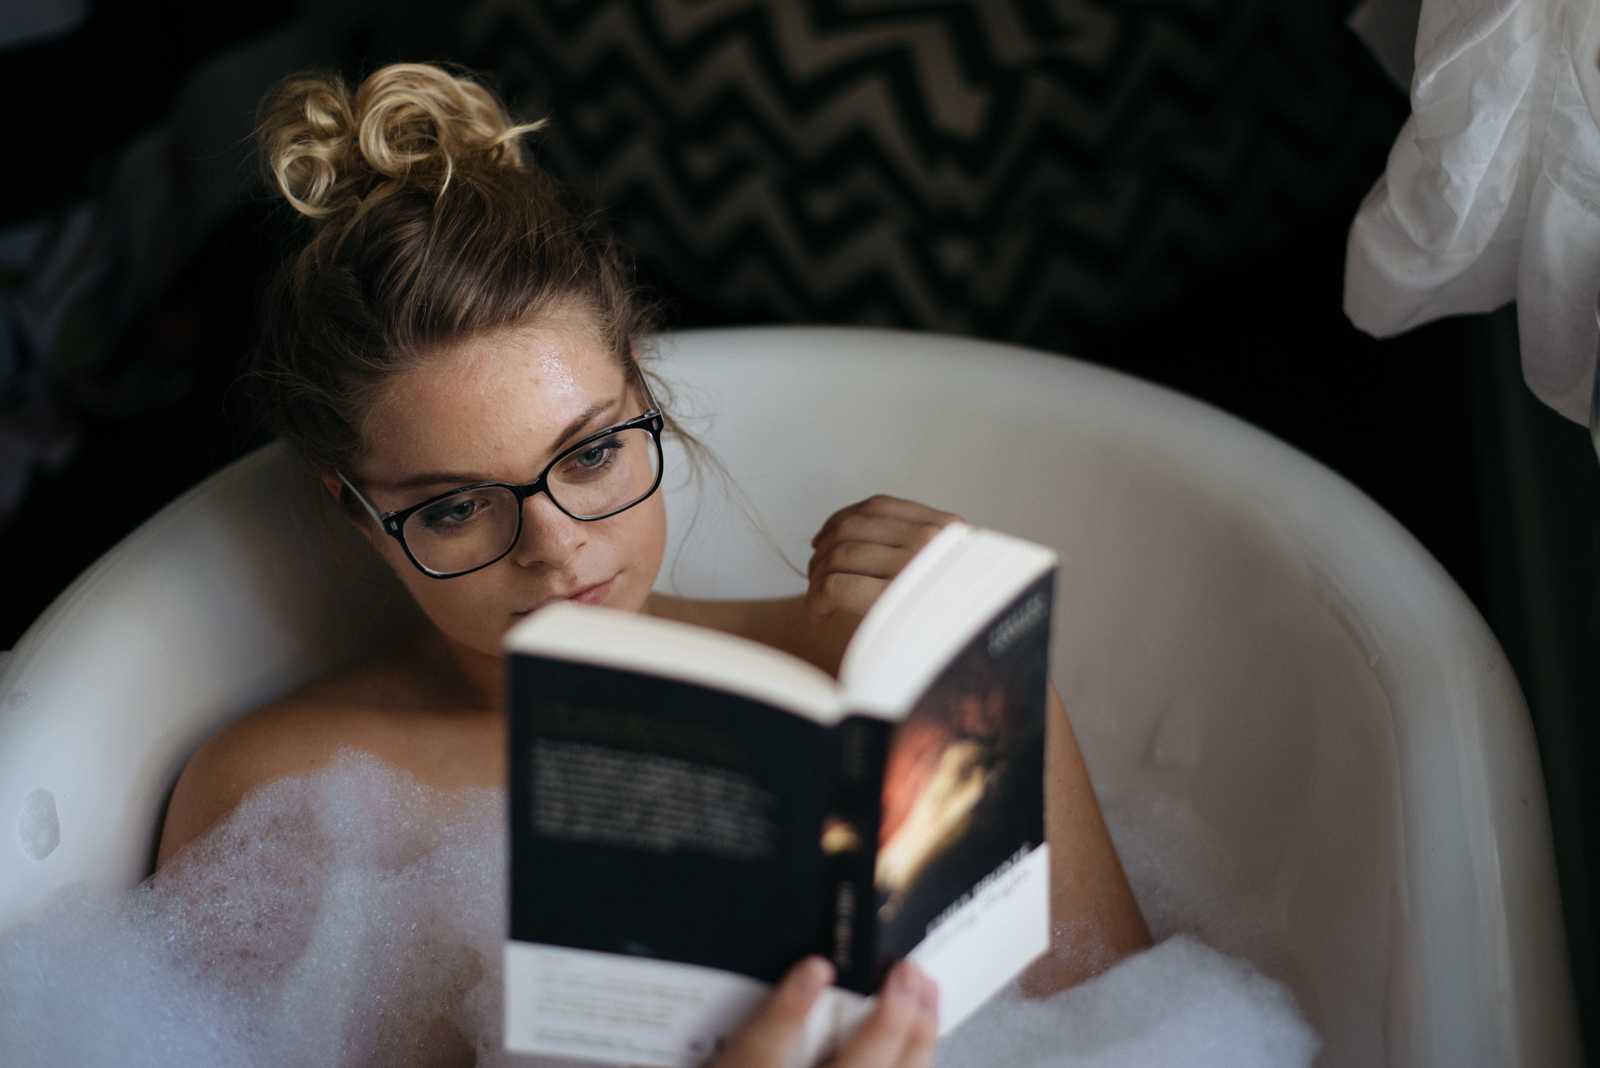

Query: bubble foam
left=937, top=937, right=1318, bottom=1068
left=1, top=752, right=1316, bottom=1067
left=1, top=750, right=524, bottom=1067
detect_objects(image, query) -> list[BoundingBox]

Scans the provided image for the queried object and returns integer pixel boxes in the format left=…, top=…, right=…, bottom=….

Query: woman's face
left=341, top=318, right=667, bottom=660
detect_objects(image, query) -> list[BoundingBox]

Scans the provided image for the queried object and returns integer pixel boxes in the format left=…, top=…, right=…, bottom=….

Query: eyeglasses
left=339, top=408, right=665, bottom=579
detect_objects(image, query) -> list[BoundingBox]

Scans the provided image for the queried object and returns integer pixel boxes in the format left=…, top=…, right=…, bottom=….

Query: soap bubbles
left=0, top=751, right=1316, bottom=1068
left=1, top=751, right=518, bottom=1067
left=938, top=937, right=1317, bottom=1068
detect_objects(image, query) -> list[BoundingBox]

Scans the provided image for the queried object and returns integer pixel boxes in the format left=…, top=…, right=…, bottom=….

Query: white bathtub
left=0, top=327, right=1579, bottom=1067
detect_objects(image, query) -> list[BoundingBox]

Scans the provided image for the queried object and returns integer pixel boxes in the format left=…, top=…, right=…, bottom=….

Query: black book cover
left=871, top=575, right=1050, bottom=973
left=508, top=660, right=855, bottom=985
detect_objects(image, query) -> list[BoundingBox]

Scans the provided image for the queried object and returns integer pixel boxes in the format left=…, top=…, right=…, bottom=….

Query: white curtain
left=1345, top=0, right=1600, bottom=424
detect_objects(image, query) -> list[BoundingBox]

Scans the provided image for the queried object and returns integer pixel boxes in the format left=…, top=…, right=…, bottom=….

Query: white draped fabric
left=1344, top=0, right=1600, bottom=423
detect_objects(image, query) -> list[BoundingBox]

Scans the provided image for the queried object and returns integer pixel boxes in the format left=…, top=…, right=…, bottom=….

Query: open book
left=503, top=523, right=1056, bottom=1067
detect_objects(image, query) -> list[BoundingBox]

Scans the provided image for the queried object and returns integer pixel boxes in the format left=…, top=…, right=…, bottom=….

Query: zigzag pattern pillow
left=465, top=0, right=1395, bottom=347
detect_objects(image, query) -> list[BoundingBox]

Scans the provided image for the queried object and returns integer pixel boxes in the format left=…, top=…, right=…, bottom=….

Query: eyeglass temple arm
left=336, top=471, right=393, bottom=530
left=633, top=365, right=662, bottom=415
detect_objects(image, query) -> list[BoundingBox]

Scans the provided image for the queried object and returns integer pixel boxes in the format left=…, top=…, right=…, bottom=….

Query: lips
left=568, top=578, right=613, bottom=606
left=517, top=577, right=614, bottom=616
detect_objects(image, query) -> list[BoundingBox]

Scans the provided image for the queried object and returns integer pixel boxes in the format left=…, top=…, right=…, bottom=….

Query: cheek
left=607, top=496, right=668, bottom=608
left=369, top=533, right=509, bottom=647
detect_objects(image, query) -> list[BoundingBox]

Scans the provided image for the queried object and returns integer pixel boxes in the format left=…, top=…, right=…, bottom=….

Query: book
left=502, top=522, right=1056, bottom=1067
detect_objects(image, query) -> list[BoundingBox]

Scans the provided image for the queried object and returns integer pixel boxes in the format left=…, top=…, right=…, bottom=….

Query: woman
left=154, top=62, right=1150, bottom=1068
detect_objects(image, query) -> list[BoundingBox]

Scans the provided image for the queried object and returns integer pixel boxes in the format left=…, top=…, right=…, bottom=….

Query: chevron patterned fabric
left=463, top=0, right=1399, bottom=348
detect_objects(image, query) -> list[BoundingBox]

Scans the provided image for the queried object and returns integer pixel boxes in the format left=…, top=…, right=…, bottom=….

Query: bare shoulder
left=155, top=639, right=445, bottom=870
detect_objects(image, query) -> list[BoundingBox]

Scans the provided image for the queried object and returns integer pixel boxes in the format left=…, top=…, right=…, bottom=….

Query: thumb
left=713, top=957, right=834, bottom=1067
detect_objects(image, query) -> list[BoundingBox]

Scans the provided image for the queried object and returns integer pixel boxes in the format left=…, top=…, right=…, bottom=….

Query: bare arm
left=672, top=494, right=1152, bottom=991
left=154, top=688, right=376, bottom=871
left=156, top=632, right=502, bottom=871
left=156, top=708, right=310, bottom=870
left=807, top=496, right=1152, bottom=987
left=647, top=495, right=962, bottom=673
left=1026, top=683, right=1152, bottom=990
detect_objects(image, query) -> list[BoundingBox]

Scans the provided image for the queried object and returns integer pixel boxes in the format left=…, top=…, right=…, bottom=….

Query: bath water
left=0, top=751, right=1317, bottom=1067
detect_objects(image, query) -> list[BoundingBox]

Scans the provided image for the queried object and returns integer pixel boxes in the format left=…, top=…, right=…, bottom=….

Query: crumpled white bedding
left=1344, top=0, right=1600, bottom=423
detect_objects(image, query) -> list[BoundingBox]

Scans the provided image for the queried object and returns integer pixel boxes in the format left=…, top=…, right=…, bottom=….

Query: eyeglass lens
left=401, top=426, right=662, bottom=575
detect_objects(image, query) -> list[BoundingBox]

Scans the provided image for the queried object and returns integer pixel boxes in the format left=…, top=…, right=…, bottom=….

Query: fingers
left=712, top=957, right=834, bottom=1068
left=810, top=496, right=962, bottom=551
left=807, top=540, right=908, bottom=589
left=807, top=521, right=935, bottom=581
left=806, top=573, right=891, bottom=624
left=710, top=958, right=939, bottom=1068
left=832, top=962, right=939, bottom=1068
left=805, top=497, right=962, bottom=623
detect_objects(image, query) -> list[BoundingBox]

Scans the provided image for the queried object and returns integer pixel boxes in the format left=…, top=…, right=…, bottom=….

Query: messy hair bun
left=249, top=62, right=665, bottom=492
left=262, top=63, right=545, bottom=219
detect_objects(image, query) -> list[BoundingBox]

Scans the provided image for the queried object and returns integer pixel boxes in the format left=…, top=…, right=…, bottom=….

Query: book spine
left=826, top=716, right=891, bottom=993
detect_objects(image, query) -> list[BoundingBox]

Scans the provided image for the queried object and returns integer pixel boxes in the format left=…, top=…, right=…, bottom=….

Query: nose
left=509, top=490, right=585, bottom=569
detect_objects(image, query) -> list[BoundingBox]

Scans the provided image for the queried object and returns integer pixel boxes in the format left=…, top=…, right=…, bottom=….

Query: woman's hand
left=806, top=496, right=963, bottom=624
left=711, top=957, right=938, bottom=1068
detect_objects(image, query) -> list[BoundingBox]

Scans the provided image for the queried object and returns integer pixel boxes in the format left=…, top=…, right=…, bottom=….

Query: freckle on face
left=352, top=320, right=668, bottom=658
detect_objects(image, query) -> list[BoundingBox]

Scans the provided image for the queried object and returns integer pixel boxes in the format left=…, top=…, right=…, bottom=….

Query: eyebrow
left=380, top=399, right=620, bottom=494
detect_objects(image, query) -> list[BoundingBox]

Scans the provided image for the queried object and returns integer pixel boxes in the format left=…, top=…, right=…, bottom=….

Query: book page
left=504, top=944, right=874, bottom=1068
left=839, top=521, right=972, bottom=673
left=910, top=843, right=1050, bottom=1034
left=504, top=943, right=766, bottom=1065
left=507, top=603, right=846, bottom=723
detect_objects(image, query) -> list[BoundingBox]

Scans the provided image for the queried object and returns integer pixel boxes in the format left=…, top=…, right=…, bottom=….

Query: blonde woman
left=155, top=62, right=1150, bottom=1068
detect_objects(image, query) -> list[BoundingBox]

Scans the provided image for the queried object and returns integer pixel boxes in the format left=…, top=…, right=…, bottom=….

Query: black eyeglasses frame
left=339, top=408, right=666, bottom=580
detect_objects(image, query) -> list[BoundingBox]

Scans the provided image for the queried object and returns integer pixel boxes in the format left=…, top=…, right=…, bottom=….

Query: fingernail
left=917, top=973, right=939, bottom=1016
left=794, top=956, right=833, bottom=996
left=891, top=963, right=934, bottom=1013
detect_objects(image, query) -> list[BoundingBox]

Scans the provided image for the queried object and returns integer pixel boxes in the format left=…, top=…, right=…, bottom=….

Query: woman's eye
left=419, top=496, right=482, bottom=530
left=565, top=437, right=623, bottom=474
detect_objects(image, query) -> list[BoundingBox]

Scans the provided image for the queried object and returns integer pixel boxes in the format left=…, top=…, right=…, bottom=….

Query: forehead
left=360, top=321, right=625, bottom=485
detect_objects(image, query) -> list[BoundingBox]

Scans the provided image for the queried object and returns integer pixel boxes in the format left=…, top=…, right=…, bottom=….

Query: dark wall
left=0, top=0, right=294, bottom=227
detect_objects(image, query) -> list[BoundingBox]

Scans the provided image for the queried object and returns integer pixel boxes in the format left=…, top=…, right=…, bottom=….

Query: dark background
left=2, top=0, right=1595, bottom=1062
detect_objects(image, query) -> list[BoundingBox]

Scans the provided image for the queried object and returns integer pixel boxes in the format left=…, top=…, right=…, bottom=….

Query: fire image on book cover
left=871, top=578, right=1050, bottom=968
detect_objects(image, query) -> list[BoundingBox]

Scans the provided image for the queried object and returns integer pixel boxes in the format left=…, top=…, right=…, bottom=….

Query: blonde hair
left=249, top=62, right=665, bottom=492
left=263, top=63, right=545, bottom=220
